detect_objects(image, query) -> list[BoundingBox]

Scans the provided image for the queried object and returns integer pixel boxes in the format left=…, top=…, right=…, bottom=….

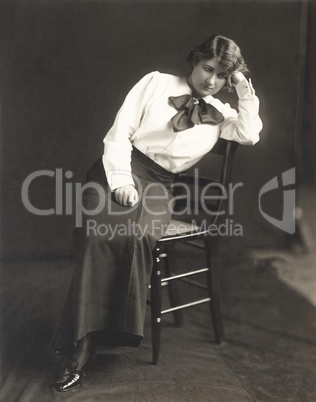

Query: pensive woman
left=51, top=34, right=263, bottom=392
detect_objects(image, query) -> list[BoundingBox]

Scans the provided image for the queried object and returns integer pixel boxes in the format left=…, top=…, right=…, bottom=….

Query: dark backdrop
left=0, top=0, right=313, bottom=261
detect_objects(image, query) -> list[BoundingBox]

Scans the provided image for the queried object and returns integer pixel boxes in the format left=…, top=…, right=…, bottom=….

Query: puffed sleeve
left=219, top=79, right=263, bottom=145
left=102, top=71, right=159, bottom=191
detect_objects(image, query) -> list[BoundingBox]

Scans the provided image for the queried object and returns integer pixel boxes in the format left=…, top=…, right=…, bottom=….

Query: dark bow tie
left=169, top=94, right=224, bottom=132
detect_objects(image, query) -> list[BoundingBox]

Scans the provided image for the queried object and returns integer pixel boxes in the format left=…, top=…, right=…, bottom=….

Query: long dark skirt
left=52, top=147, right=175, bottom=349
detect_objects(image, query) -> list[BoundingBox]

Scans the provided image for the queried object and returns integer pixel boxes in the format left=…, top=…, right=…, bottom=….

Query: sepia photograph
left=1, top=0, right=315, bottom=400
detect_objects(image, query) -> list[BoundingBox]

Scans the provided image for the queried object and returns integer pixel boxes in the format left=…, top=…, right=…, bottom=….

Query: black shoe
left=54, top=370, right=82, bottom=392
left=54, top=353, right=93, bottom=392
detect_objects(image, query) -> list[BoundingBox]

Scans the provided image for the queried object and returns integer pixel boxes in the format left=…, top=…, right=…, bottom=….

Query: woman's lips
left=202, top=84, right=213, bottom=90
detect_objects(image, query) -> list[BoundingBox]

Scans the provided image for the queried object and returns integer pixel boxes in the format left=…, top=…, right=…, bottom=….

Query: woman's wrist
left=232, top=72, right=246, bottom=85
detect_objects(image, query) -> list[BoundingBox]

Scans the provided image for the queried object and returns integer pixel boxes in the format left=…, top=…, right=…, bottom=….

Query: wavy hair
left=187, top=35, right=249, bottom=92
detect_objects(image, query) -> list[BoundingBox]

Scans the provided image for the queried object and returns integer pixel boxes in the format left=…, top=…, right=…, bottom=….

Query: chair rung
left=159, top=253, right=167, bottom=258
left=161, top=268, right=209, bottom=283
left=177, top=277, right=208, bottom=290
left=161, top=297, right=211, bottom=314
left=148, top=281, right=169, bottom=289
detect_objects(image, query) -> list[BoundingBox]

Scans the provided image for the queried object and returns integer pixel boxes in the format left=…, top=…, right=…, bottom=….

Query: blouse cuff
left=105, top=170, right=135, bottom=191
left=235, top=79, right=254, bottom=99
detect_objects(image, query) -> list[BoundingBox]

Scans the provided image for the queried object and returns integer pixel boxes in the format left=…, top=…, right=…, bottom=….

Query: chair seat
left=161, top=219, right=200, bottom=239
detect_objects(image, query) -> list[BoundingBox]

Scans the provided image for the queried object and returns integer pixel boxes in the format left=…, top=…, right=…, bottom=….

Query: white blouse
left=103, top=71, right=263, bottom=190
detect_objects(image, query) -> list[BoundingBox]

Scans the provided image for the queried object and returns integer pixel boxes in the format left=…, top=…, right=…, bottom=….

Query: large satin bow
left=169, top=95, right=224, bottom=132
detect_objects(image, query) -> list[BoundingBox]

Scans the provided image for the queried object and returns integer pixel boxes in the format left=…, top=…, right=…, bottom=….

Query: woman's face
left=188, top=57, right=228, bottom=98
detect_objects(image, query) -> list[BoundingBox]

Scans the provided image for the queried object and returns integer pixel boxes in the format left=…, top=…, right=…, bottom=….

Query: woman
left=51, top=34, right=263, bottom=392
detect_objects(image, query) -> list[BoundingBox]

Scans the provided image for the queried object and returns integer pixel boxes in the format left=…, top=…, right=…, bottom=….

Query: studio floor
left=1, top=233, right=316, bottom=402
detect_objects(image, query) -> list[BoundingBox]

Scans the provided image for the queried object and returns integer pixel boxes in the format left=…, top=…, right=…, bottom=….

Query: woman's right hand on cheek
left=114, top=185, right=139, bottom=207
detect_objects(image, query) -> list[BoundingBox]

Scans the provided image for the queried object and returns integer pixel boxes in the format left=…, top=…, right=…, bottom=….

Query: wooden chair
left=148, top=139, right=239, bottom=365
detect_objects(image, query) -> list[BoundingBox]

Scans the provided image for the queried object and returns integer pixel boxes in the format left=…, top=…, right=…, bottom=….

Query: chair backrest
left=172, top=139, right=239, bottom=226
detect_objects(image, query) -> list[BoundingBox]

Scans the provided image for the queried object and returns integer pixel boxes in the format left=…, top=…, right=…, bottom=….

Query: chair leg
left=164, top=244, right=184, bottom=327
left=205, top=236, right=226, bottom=343
left=151, top=245, right=163, bottom=365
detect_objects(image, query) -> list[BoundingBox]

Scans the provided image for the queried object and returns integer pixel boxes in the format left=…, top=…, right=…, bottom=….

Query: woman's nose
left=206, top=74, right=216, bottom=85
